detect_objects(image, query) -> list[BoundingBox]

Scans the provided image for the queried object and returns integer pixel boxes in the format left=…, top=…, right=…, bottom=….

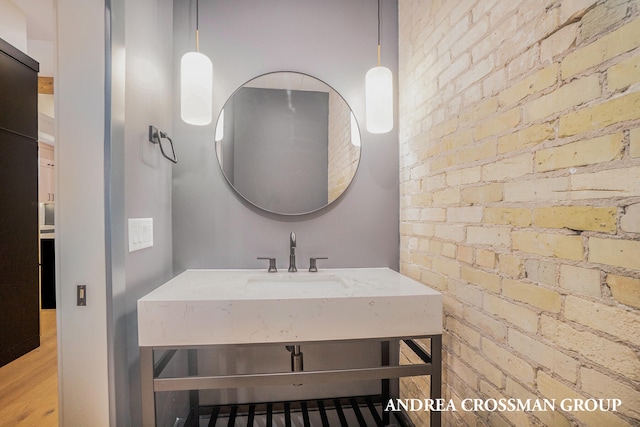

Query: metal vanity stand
left=138, top=268, right=443, bottom=427
left=140, top=335, right=442, bottom=427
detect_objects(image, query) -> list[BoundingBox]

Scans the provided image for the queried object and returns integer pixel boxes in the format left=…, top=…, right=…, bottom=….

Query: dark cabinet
left=0, top=37, right=40, bottom=367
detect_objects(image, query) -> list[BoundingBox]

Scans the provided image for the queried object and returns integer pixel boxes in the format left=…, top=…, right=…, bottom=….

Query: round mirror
left=214, top=72, right=362, bottom=215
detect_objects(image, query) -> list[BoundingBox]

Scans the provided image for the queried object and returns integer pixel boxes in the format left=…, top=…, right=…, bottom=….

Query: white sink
left=245, top=273, right=349, bottom=297
left=138, top=268, right=442, bottom=347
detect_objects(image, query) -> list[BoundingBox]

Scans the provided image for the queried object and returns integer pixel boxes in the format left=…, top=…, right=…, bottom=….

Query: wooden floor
left=0, top=309, right=58, bottom=427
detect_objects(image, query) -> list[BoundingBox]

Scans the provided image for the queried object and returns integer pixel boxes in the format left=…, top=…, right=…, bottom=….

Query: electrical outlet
left=128, top=218, right=154, bottom=252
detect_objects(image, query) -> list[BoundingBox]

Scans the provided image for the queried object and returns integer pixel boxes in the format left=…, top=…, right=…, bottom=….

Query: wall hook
left=149, top=125, right=178, bottom=163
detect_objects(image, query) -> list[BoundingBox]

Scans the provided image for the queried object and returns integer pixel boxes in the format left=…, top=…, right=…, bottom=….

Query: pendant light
left=365, top=0, right=393, bottom=134
left=181, top=0, right=213, bottom=126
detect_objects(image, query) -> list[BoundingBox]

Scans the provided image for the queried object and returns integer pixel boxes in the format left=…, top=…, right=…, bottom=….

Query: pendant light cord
left=195, top=0, right=200, bottom=52
left=377, top=0, right=381, bottom=66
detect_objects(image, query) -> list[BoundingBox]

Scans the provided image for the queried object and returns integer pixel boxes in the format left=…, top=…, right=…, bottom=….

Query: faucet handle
left=257, top=257, right=277, bottom=273
left=309, top=257, right=328, bottom=272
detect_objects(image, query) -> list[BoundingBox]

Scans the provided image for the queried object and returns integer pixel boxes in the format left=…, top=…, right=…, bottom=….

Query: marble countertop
left=138, top=268, right=442, bottom=347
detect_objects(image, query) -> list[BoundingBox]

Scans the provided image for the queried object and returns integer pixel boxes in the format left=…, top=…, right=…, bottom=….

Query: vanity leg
left=381, top=340, right=390, bottom=426
left=188, top=349, right=199, bottom=426
left=430, top=335, right=442, bottom=427
left=140, top=347, right=156, bottom=427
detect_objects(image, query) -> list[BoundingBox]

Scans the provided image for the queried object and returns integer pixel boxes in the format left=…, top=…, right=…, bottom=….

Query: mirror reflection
left=214, top=72, right=361, bottom=215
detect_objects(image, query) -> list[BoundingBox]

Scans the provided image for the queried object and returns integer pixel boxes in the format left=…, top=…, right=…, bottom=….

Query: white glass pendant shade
left=350, top=112, right=361, bottom=147
left=365, top=65, right=393, bottom=134
left=181, top=51, right=213, bottom=126
left=215, top=109, right=224, bottom=142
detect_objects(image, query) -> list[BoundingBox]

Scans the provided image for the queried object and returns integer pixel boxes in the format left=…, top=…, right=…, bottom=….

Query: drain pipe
left=286, top=345, right=303, bottom=372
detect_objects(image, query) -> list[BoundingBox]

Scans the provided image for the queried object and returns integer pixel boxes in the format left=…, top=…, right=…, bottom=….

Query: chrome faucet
left=288, top=232, right=297, bottom=272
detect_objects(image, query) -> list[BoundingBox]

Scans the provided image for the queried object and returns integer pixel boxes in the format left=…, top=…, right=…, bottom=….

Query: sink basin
left=138, top=268, right=442, bottom=347
left=245, top=273, right=349, bottom=298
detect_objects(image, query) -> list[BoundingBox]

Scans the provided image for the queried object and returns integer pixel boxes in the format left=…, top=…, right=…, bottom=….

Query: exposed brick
left=561, top=17, right=640, bottom=79
left=457, top=245, right=474, bottom=264
left=421, top=269, right=448, bottom=291
left=621, top=203, right=640, bottom=233
left=432, top=187, right=461, bottom=205
left=483, top=294, right=539, bottom=334
left=505, top=377, right=573, bottom=427
left=413, top=223, right=435, bottom=237
left=608, top=53, right=640, bottom=91
left=446, top=166, right=482, bottom=186
left=535, top=133, right=624, bottom=172
left=460, top=342, right=503, bottom=387
left=540, top=22, right=578, bottom=63
left=482, top=153, right=533, bottom=181
left=422, top=173, right=446, bottom=191
left=559, top=91, right=640, bottom=137
left=540, top=315, right=640, bottom=381
left=442, top=242, right=457, bottom=258
left=441, top=129, right=473, bottom=153
left=421, top=207, right=446, bottom=222
left=607, top=274, right=640, bottom=309
left=475, top=248, right=496, bottom=268
left=499, top=254, right=525, bottom=278
left=431, top=140, right=496, bottom=171
left=449, top=279, right=484, bottom=308
left=564, top=295, right=640, bottom=346
left=429, top=117, right=458, bottom=140
left=461, top=266, right=501, bottom=292
left=524, top=259, right=557, bottom=286
left=435, top=224, right=466, bottom=242
left=498, top=65, right=558, bottom=107
left=459, top=97, right=499, bottom=123
left=559, top=264, right=601, bottom=298
left=438, top=53, right=471, bottom=89
left=504, top=177, right=570, bottom=202
left=461, top=183, right=503, bottom=204
left=512, top=231, right=584, bottom=261
left=508, top=329, right=578, bottom=382
left=570, top=166, right=640, bottom=199
left=537, top=371, right=633, bottom=427
left=533, top=206, right=618, bottom=233
left=524, top=74, right=602, bottom=123
left=589, top=237, right=640, bottom=271
left=484, top=207, right=532, bottom=227
left=580, top=367, right=640, bottom=420
left=447, top=206, right=483, bottom=223
left=467, top=225, right=511, bottom=247
left=464, top=306, right=508, bottom=341
left=631, top=127, right=640, bottom=158
left=481, top=338, right=535, bottom=386
left=497, top=122, right=554, bottom=153
left=474, top=108, right=521, bottom=140
left=579, top=0, right=631, bottom=43
left=502, top=278, right=562, bottom=312
left=410, top=193, right=433, bottom=207
left=448, top=353, right=479, bottom=389
left=432, top=256, right=461, bottom=278
left=559, top=0, right=597, bottom=25
left=456, top=55, right=495, bottom=93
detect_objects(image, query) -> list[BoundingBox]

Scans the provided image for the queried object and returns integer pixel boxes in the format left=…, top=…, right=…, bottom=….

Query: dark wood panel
left=0, top=130, right=39, bottom=367
left=0, top=37, right=39, bottom=139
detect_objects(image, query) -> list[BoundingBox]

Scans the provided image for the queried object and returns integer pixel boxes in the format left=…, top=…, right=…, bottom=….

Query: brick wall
left=398, top=0, right=640, bottom=425
left=328, top=90, right=359, bottom=203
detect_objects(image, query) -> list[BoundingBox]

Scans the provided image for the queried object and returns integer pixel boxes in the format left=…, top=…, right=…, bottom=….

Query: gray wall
left=108, top=0, right=185, bottom=425
left=172, top=0, right=399, bottom=273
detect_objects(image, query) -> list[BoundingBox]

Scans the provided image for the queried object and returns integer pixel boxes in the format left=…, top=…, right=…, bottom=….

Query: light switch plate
left=128, top=218, right=153, bottom=252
